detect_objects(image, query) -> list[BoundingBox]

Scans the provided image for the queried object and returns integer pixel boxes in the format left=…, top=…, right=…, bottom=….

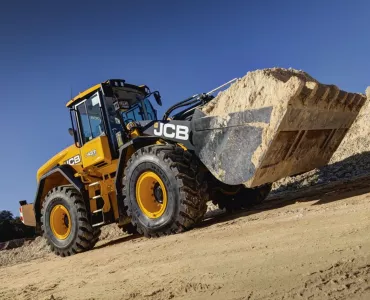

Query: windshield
left=105, top=89, right=157, bottom=126
left=121, top=98, right=157, bottom=124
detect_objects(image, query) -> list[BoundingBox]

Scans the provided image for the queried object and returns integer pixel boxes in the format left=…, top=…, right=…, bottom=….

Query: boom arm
left=162, top=78, right=239, bottom=120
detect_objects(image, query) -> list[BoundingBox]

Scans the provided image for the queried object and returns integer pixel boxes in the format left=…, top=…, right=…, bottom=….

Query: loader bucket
left=192, top=70, right=367, bottom=188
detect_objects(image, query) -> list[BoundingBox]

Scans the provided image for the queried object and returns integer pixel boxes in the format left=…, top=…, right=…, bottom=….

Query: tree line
left=0, top=210, right=37, bottom=242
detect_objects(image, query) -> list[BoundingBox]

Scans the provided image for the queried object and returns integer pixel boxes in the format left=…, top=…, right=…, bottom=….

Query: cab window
left=143, top=98, right=157, bottom=120
left=76, top=93, right=104, bottom=143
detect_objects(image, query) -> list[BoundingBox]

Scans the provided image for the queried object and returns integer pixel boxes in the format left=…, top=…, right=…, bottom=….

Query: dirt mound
left=271, top=152, right=370, bottom=194
left=99, top=223, right=126, bottom=241
left=0, top=236, right=50, bottom=268
left=0, top=223, right=127, bottom=268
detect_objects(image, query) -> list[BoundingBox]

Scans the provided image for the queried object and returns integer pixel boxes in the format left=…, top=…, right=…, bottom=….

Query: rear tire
left=122, top=145, right=208, bottom=237
left=40, top=186, right=96, bottom=257
left=119, top=223, right=138, bottom=235
left=90, top=228, right=101, bottom=248
left=212, top=183, right=272, bottom=212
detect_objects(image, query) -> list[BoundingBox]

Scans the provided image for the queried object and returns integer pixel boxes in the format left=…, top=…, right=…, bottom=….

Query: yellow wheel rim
left=136, top=171, right=168, bottom=219
left=50, top=204, right=72, bottom=240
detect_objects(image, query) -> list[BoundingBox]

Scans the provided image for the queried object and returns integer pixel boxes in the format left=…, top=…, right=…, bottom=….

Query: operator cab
left=67, top=79, right=162, bottom=160
left=105, top=80, right=158, bottom=125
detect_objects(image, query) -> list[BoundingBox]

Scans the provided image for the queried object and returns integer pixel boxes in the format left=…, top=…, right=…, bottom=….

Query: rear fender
left=33, top=165, right=86, bottom=227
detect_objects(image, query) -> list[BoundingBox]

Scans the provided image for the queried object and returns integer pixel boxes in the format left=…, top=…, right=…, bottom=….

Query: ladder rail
left=89, top=182, right=106, bottom=227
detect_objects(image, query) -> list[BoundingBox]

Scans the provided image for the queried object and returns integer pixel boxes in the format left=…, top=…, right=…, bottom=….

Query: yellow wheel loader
left=19, top=74, right=366, bottom=257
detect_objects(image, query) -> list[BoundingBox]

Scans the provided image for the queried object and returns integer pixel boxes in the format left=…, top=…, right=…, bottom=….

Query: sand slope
left=1, top=185, right=370, bottom=300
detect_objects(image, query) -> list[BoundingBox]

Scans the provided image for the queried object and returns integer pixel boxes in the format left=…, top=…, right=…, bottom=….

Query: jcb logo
left=64, top=155, right=81, bottom=165
left=153, top=123, right=189, bottom=141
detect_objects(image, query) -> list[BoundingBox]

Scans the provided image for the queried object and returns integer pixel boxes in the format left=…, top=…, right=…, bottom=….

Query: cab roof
left=66, top=83, right=101, bottom=108
left=66, top=79, right=148, bottom=108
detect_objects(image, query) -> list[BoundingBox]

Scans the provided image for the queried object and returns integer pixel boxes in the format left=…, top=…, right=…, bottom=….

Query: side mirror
left=68, top=128, right=74, bottom=136
left=153, top=91, right=162, bottom=106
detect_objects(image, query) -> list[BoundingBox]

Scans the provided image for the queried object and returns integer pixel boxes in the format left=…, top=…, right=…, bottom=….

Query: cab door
left=75, top=92, right=112, bottom=169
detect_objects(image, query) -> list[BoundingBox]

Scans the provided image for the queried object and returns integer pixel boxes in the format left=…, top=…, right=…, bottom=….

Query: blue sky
left=0, top=0, right=369, bottom=215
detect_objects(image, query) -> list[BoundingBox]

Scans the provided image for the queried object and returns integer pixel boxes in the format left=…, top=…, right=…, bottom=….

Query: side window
left=76, top=93, right=104, bottom=143
left=70, top=109, right=82, bottom=146
left=144, top=98, right=157, bottom=120
left=87, top=93, right=104, bottom=138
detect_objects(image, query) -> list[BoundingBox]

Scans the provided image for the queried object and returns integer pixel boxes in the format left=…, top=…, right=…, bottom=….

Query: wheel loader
left=19, top=72, right=367, bottom=257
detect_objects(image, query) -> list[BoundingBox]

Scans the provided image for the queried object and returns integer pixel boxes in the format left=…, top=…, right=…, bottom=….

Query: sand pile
left=330, top=87, right=370, bottom=163
left=202, top=68, right=305, bottom=168
left=202, top=68, right=315, bottom=116
left=200, top=67, right=367, bottom=187
left=201, top=68, right=318, bottom=186
left=99, top=223, right=126, bottom=240
left=202, top=67, right=369, bottom=191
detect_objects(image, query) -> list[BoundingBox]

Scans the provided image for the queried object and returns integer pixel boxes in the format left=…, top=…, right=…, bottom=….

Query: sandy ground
left=1, top=179, right=370, bottom=300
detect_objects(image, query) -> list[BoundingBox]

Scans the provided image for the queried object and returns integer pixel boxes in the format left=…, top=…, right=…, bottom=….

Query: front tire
left=122, top=145, right=208, bottom=237
left=41, top=186, right=97, bottom=257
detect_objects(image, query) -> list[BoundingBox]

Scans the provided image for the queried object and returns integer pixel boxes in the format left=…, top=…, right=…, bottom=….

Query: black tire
left=119, top=223, right=138, bottom=235
left=40, top=186, right=96, bottom=257
left=90, top=228, right=102, bottom=247
left=249, top=183, right=272, bottom=205
left=212, top=183, right=272, bottom=212
left=122, top=145, right=208, bottom=237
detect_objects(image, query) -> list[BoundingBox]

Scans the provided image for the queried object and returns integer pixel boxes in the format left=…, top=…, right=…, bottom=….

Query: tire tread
left=40, top=185, right=101, bottom=257
left=122, top=145, right=208, bottom=237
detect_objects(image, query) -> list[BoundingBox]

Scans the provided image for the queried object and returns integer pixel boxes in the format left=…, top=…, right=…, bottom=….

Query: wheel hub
left=153, top=183, right=163, bottom=204
left=136, top=171, right=168, bottom=219
left=50, top=204, right=71, bottom=240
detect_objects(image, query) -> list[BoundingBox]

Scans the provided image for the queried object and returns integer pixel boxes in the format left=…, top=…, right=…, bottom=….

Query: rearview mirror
left=68, top=128, right=74, bottom=136
left=153, top=91, right=162, bottom=106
